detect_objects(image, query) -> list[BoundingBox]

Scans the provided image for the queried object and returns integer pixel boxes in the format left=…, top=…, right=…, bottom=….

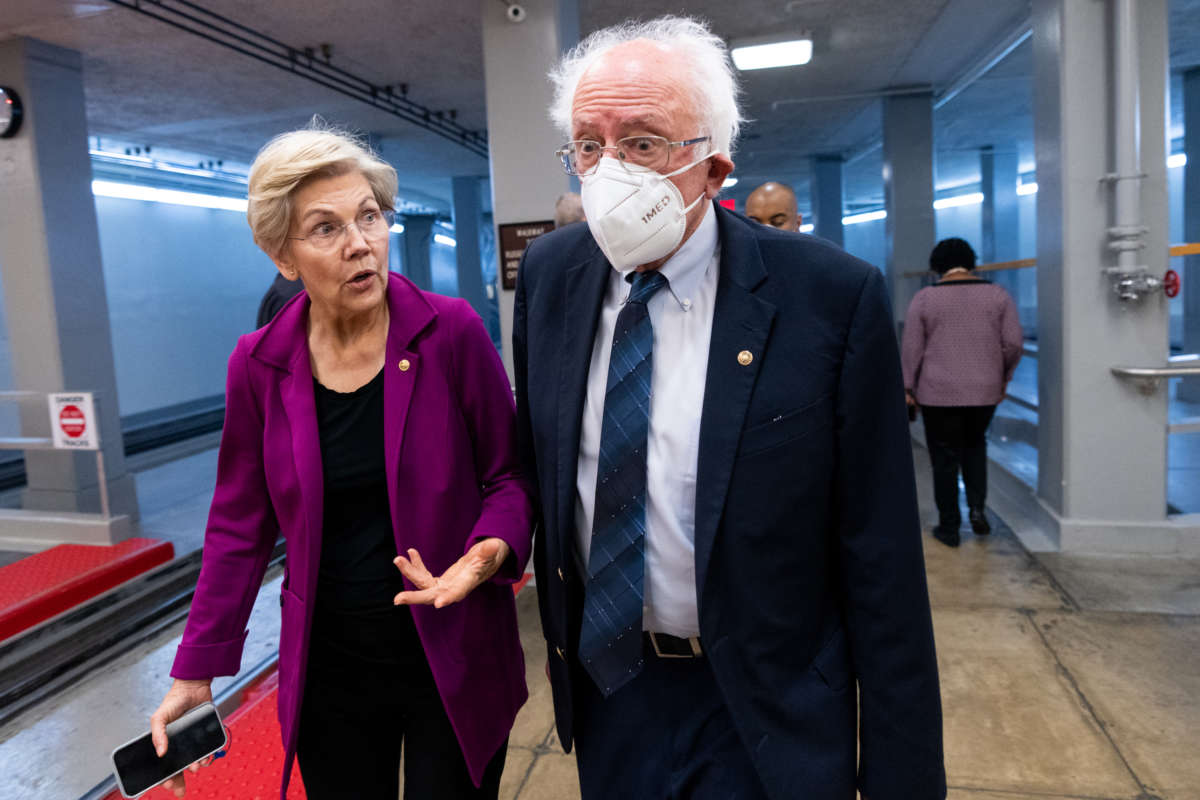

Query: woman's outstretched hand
left=392, top=538, right=511, bottom=608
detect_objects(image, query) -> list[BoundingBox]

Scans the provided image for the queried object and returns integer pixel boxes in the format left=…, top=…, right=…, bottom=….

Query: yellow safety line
left=901, top=244, right=1199, bottom=279
left=975, top=258, right=1038, bottom=273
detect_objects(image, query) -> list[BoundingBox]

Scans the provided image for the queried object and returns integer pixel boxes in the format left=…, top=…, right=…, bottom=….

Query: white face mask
left=580, top=152, right=718, bottom=273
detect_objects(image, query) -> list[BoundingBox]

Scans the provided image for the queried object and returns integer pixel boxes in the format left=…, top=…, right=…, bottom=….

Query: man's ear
left=705, top=154, right=735, bottom=198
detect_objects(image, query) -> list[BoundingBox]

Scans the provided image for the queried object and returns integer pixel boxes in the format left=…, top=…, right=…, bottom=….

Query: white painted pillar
left=882, top=90, right=936, bottom=331
left=1031, top=0, right=1185, bottom=552
left=1180, top=67, right=1200, bottom=402
left=810, top=154, right=844, bottom=246
left=0, top=38, right=138, bottom=540
left=482, top=0, right=576, bottom=379
left=401, top=214, right=435, bottom=291
left=452, top=175, right=487, bottom=318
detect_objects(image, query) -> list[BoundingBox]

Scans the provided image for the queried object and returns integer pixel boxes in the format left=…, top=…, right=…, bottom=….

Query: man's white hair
left=549, top=16, right=744, bottom=156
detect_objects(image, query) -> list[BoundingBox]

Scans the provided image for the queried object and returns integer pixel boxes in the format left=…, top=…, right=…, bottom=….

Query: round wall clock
left=0, top=87, right=24, bottom=139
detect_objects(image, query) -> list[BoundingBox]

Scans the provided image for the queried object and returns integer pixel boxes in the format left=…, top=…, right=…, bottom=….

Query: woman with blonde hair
left=148, top=125, right=533, bottom=799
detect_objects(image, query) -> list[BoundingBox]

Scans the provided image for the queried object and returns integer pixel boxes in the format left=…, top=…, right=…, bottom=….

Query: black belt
left=644, top=631, right=703, bottom=658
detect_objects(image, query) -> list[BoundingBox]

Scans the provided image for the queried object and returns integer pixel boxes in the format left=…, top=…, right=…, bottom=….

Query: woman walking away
left=902, top=237, right=1022, bottom=548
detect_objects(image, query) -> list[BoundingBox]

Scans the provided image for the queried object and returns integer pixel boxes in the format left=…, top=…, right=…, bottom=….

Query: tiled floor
left=0, top=441, right=1196, bottom=799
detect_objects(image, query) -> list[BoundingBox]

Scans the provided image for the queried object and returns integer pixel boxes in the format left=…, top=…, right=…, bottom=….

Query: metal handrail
left=1110, top=354, right=1200, bottom=379
left=0, top=390, right=113, bottom=517
left=1002, top=393, right=1038, bottom=413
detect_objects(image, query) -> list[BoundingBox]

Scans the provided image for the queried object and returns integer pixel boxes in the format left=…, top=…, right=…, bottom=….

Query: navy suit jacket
left=513, top=203, right=946, bottom=800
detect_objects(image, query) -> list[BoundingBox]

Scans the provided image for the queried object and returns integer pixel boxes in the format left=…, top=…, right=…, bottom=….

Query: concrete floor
left=497, top=447, right=1200, bottom=800
left=0, top=441, right=1197, bottom=799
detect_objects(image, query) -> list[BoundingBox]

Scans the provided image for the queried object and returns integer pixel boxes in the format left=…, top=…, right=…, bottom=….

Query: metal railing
left=997, top=349, right=1200, bottom=435
left=1109, top=355, right=1200, bottom=434
left=0, top=391, right=114, bottom=518
left=1110, top=353, right=1200, bottom=380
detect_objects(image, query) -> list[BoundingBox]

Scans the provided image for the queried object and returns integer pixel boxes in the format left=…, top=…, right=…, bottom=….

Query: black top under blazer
left=513, top=202, right=946, bottom=800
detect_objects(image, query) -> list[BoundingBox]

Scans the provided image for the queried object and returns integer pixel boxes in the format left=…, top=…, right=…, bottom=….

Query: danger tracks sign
left=48, top=392, right=99, bottom=450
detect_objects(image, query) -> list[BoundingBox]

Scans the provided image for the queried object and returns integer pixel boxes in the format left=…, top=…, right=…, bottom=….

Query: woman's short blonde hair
left=247, top=124, right=398, bottom=257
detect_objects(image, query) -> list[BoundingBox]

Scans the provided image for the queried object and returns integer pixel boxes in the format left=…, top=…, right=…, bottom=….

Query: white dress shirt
left=574, top=204, right=719, bottom=638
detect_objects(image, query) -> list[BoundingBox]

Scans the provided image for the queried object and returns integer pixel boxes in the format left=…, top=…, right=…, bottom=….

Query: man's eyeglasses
left=555, top=135, right=710, bottom=177
left=288, top=208, right=394, bottom=250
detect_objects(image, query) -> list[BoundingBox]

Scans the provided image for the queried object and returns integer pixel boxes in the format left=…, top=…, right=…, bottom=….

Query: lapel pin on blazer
left=737, top=350, right=753, bottom=366
left=398, top=359, right=411, bottom=372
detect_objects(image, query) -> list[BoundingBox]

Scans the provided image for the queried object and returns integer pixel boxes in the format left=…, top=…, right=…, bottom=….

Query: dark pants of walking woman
left=296, top=604, right=507, bottom=799
left=921, top=405, right=996, bottom=536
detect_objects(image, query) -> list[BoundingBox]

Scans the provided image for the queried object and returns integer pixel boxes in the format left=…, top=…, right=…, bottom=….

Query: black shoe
left=932, top=525, right=960, bottom=548
left=969, top=509, right=991, bottom=535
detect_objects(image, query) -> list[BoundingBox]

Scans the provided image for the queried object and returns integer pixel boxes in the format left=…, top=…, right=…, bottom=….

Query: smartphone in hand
left=111, top=701, right=228, bottom=798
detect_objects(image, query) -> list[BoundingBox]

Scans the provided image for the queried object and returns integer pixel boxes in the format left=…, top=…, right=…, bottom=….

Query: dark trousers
left=296, top=605, right=506, bottom=800
left=921, top=404, right=997, bottom=528
left=573, top=641, right=770, bottom=800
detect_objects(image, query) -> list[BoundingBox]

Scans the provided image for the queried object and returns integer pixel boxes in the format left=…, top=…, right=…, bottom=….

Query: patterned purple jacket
left=901, top=278, right=1023, bottom=407
left=170, top=272, right=534, bottom=798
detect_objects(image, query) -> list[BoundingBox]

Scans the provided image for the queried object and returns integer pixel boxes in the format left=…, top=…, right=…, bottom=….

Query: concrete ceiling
left=0, top=0, right=1196, bottom=218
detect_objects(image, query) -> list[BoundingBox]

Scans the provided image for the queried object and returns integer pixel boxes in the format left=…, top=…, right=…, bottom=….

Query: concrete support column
left=401, top=215, right=435, bottom=291
left=483, top=0, right=576, bottom=378
left=0, top=38, right=138, bottom=543
left=980, top=144, right=1021, bottom=295
left=1181, top=67, right=1200, bottom=401
left=810, top=154, right=844, bottom=246
left=452, top=176, right=487, bottom=318
left=883, top=90, right=935, bottom=332
left=1031, top=0, right=1180, bottom=552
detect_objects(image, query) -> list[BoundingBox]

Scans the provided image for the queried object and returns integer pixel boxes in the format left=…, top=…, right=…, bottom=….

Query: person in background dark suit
left=554, top=191, right=586, bottom=228
left=745, top=181, right=802, bottom=232
left=255, top=271, right=303, bottom=328
left=514, top=15, right=945, bottom=800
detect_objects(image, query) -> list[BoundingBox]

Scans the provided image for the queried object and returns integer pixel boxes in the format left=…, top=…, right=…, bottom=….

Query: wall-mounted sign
left=48, top=392, right=99, bottom=450
left=498, top=220, right=555, bottom=290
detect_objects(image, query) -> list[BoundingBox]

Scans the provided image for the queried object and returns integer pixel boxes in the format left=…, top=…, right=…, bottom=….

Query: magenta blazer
left=170, top=272, right=534, bottom=797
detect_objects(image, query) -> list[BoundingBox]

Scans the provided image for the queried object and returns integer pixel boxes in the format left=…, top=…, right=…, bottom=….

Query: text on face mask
left=642, top=195, right=672, bottom=225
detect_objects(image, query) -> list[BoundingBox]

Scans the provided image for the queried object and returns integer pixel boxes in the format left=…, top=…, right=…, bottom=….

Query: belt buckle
left=649, top=631, right=703, bottom=658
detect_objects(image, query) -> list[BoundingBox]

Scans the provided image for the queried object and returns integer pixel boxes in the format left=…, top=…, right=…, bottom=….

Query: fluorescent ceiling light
left=89, top=149, right=248, bottom=182
left=390, top=223, right=406, bottom=234
left=1168, top=153, right=1187, bottom=169
left=799, top=223, right=814, bottom=233
left=90, top=149, right=152, bottom=165
left=933, top=192, right=984, bottom=210
left=92, top=180, right=248, bottom=212
left=433, top=233, right=457, bottom=248
left=731, top=38, right=812, bottom=71
left=842, top=209, right=887, bottom=226
left=1016, top=181, right=1038, bottom=196
left=722, top=176, right=738, bottom=188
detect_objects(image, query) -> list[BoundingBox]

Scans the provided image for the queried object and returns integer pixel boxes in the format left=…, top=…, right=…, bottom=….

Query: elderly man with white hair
left=513, top=16, right=946, bottom=800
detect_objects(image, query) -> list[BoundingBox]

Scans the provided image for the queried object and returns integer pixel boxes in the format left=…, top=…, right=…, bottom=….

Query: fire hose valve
left=1164, top=269, right=1180, bottom=298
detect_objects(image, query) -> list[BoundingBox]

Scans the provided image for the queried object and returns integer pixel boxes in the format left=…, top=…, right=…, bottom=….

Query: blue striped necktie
left=579, top=268, right=668, bottom=697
